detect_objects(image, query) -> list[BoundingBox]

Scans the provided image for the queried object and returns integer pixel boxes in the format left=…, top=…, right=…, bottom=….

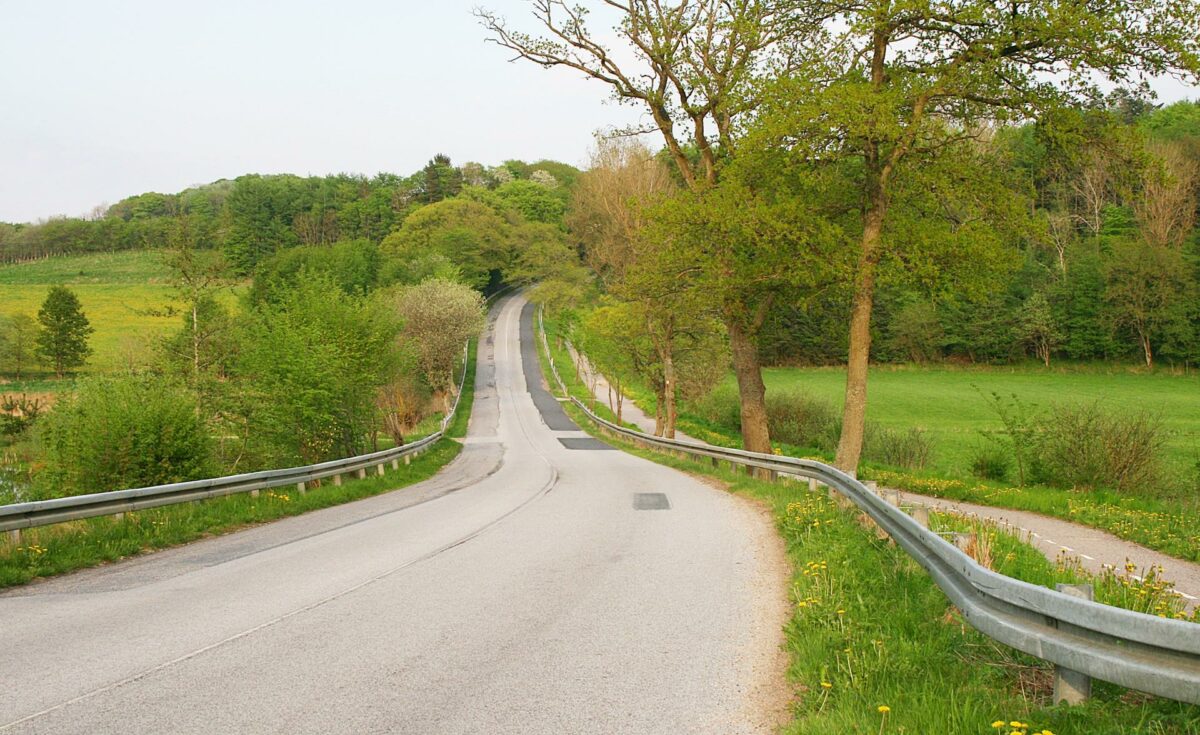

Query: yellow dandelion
left=821, top=682, right=832, bottom=689
left=877, top=705, right=890, bottom=713
left=991, top=721, right=1005, bottom=729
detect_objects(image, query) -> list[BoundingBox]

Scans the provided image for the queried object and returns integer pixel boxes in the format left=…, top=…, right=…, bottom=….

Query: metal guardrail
left=539, top=315, right=1200, bottom=705
left=0, top=300, right=491, bottom=538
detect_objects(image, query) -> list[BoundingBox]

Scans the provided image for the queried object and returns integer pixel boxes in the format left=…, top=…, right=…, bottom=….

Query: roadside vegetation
left=0, top=340, right=476, bottom=589
left=539, top=310, right=1200, bottom=733
left=1, top=156, right=577, bottom=586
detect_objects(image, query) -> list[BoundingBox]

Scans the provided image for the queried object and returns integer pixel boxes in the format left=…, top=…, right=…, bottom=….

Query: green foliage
left=237, top=274, right=404, bottom=465
left=250, top=239, right=384, bottom=304
left=494, top=179, right=567, bottom=225
left=381, top=199, right=512, bottom=290
left=35, top=375, right=213, bottom=499
left=35, top=285, right=93, bottom=378
left=0, top=313, right=38, bottom=379
left=392, top=278, right=485, bottom=407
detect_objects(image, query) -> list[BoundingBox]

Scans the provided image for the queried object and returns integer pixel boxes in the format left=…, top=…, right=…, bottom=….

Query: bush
left=764, top=392, right=842, bottom=451
left=1032, top=402, right=1164, bottom=493
left=864, top=425, right=933, bottom=470
left=35, top=375, right=214, bottom=499
left=970, top=444, right=1010, bottom=481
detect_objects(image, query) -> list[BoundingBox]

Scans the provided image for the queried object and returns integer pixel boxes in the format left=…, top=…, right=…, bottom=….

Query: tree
left=36, top=286, right=93, bottom=378
left=0, top=314, right=39, bottom=379
left=238, top=275, right=405, bottom=465
left=479, top=0, right=805, bottom=454
left=495, top=179, right=567, bottom=225
left=1136, top=141, right=1200, bottom=248
left=1016, top=293, right=1062, bottom=367
left=393, top=279, right=486, bottom=410
left=567, top=138, right=678, bottom=289
left=417, top=154, right=464, bottom=204
left=1104, top=239, right=1196, bottom=368
left=762, top=0, right=1200, bottom=472
left=163, top=230, right=229, bottom=385
left=381, top=199, right=513, bottom=290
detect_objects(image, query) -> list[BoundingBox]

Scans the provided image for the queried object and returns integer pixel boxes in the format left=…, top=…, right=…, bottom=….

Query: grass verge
left=540, top=313, right=1200, bottom=733
left=0, top=339, right=477, bottom=589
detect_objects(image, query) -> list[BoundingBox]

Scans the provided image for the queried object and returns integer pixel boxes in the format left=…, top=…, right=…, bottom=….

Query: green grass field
left=0, top=250, right=241, bottom=376
left=730, top=366, right=1200, bottom=479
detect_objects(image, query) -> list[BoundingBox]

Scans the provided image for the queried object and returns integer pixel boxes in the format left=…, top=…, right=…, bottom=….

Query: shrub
left=764, top=392, right=842, bottom=451
left=1032, top=402, right=1164, bottom=493
left=35, top=375, right=214, bottom=499
left=864, top=425, right=933, bottom=470
left=969, top=444, right=1010, bottom=481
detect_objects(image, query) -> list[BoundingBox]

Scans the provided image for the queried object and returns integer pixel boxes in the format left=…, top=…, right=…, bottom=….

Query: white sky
left=1, top=1, right=1196, bottom=223
left=0, top=0, right=646, bottom=223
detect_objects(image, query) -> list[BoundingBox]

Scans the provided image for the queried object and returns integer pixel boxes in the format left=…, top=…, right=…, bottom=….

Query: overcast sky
left=2, top=1, right=1197, bottom=224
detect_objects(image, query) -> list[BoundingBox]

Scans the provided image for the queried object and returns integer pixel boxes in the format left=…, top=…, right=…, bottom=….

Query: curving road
left=0, top=295, right=788, bottom=735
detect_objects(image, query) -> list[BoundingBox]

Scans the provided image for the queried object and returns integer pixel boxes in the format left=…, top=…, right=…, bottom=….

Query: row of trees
left=0, top=156, right=579, bottom=274
left=482, top=0, right=1200, bottom=474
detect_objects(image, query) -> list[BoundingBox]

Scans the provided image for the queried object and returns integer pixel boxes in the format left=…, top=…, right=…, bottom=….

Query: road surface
left=0, top=295, right=789, bottom=735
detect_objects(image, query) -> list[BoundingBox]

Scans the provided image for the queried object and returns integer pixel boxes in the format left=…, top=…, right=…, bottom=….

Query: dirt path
left=566, top=344, right=699, bottom=442
left=571, top=351, right=1200, bottom=610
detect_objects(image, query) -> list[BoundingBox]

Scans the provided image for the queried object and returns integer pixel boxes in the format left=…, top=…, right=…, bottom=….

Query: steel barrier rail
left=551, top=347, right=1200, bottom=705
left=0, top=287, right=512, bottom=535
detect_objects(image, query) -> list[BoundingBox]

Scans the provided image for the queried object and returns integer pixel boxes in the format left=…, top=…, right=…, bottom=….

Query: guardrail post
left=391, top=459, right=400, bottom=470
left=296, top=481, right=306, bottom=495
left=883, top=488, right=901, bottom=506
left=251, top=489, right=260, bottom=498
left=404, top=454, right=411, bottom=466
left=864, top=480, right=878, bottom=494
left=376, top=463, right=386, bottom=477
left=7, top=528, right=20, bottom=545
left=808, top=477, right=818, bottom=492
left=333, top=474, right=342, bottom=487
left=356, top=468, right=367, bottom=480
left=1053, top=584, right=1095, bottom=705
left=953, top=532, right=975, bottom=553
left=910, top=504, right=930, bottom=528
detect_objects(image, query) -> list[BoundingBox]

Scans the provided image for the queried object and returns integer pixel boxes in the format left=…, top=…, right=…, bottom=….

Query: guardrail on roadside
left=0, top=288, right=511, bottom=540
left=539, top=314, right=1200, bottom=706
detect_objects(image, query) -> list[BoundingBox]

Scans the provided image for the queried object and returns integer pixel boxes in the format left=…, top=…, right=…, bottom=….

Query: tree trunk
left=727, top=319, right=770, bottom=454
left=653, top=386, right=666, bottom=436
left=835, top=204, right=886, bottom=474
left=1142, top=334, right=1153, bottom=369
left=613, top=376, right=624, bottom=423
left=662, top=349, right=677, bottom=439
left=192, top=303, right=200, bottom=379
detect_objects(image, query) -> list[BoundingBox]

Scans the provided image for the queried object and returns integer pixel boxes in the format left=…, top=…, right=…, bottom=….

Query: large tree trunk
left=1142, top=333, right=1153, bottom=369
left=727, top=319, right=771, bottom=454
left=835, top=203, right=886, bottom=475
left=653, top=382, right=666, bottom=436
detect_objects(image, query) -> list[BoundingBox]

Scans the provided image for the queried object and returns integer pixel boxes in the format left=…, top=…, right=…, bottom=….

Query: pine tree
left=36, top=286, right=93, bottom=378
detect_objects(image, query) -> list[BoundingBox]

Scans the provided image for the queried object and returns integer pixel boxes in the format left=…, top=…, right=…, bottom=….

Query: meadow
left=0, top=250, right=242, bottom=376
left=715, top=366, right=1200, bottom=481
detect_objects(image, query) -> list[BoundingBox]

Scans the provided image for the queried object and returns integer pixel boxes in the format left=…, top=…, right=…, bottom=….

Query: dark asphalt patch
left=520, top=301, right=579, bottom=431
left=633, top=493, right=671, bottom=510
left=558, top=437, right=614, bottom=451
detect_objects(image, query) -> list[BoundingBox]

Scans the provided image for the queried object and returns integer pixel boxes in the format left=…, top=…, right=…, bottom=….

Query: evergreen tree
left=36, top=286, right=93, bottom=378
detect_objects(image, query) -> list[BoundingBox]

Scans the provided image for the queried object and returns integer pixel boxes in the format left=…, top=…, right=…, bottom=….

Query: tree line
left=0, top=156, right=579, bottom=272
left=1, top=157, right=582, bottom=502
left=480, top=0, right=1200, bottom=475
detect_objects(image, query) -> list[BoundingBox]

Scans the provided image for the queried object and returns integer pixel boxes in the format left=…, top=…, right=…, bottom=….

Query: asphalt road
left=0, top=294, right=788, bottom=735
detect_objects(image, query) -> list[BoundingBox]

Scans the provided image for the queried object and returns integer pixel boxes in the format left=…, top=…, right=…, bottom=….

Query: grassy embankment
left=537, top=314, right=1200, bottom=733
left=0, top=250, right=243, bottom=380
left=0, top=340, right=477, bottom=589
left=610, top=364, right=1200, bottom=564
